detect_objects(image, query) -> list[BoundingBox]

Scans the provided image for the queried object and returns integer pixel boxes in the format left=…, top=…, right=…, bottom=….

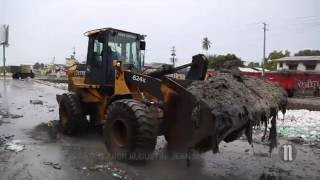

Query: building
left=276, top=56, right=320, bottom=72
left=65, top=55, right=77, bottom=67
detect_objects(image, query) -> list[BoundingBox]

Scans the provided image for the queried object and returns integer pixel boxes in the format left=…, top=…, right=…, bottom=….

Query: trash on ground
left=0, top=134, right=14, bottom=146
left=0, top=109, right=9, bottom=118
left=43, top=161, right=61, bottom=170
left=11, top=114, right=24, bottom=119
left=5, top=139, right=25, bottom=152
left=278, top=109, right=320, bottom=142
left=30, top=100, right=44, bottom=105
left=112, top=172, right=123, bottom=180
left=29, top=120, right=59, bottom=141
left=88, top=164, right=111, bottom=171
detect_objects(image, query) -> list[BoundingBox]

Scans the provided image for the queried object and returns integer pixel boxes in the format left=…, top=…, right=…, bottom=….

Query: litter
left=5, top=140, right=25, bottom=152
left=30, top=100, right=44, bottom=105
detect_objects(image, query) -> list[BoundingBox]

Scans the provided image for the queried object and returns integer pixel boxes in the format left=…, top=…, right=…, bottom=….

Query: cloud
left=2, top=0, right=320, bottom=65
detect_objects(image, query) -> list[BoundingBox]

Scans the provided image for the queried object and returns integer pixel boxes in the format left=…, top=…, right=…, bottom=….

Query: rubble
left=278, top=109, right=320, bottom=142
left=11, top=114, right=23, bottom=119
left=29, top=120, right=60, bottom=141
left=187, top=73, right=287, bottom=152
left=43, top=162, right=62, bottom=170
left=75, top=164, right=128, bottom=179
left=0, top=109, right=23, bottom=125
left=88, top=164, right=111, bottom=171
left=0, top=134, right=14, bottom=146
left=30, top=100, right=44, bottom=105
left=5, top=140, right=25, bottom=152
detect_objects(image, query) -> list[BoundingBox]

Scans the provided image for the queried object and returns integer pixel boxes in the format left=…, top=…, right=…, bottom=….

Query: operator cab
left=84, top=28, right=146, bottom=86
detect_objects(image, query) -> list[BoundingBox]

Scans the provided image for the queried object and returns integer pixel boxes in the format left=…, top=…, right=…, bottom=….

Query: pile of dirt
left=187, top=73, right=287, bottom=152
left=29, top=120, right=60, bottom=142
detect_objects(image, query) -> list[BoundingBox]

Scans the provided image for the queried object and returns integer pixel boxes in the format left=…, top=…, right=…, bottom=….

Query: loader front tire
left=59, top=93, right=88, bottom=136
left=104, top=99, right=157, bottom=161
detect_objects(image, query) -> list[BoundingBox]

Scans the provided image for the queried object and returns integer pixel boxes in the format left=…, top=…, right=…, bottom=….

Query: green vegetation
left=207, top=54, right=244, bottom=70
left=33, top=62, right=45, bottom=70
left=202, top=37, right=212, bottom=54
left=294, top=49, right=320, bottom=56
left=264, top=50, right=290, bottom=71
left=247, top=62, right=260, bottom=68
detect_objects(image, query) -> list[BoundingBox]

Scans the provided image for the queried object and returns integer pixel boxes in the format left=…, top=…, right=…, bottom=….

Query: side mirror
left=140, top=41, right=146, bottom=50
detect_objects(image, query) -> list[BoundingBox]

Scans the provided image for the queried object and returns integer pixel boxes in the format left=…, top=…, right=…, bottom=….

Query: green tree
left=202, top=37, right=212, bottom=54
left=294, top=49, right=320, bottom=56
left=248, top=62, right=260, bottom=68
left=33, top=62, right=41, bottom=70
left=207, top=54, right=243, bottom=70
left=264, top=50, right=290, bottom=70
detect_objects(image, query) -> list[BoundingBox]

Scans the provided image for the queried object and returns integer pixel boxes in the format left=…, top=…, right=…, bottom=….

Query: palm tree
left=202, top=37, right=212, bottom=55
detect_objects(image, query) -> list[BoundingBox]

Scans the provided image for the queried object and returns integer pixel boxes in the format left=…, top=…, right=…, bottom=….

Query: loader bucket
left=160, top=77, right=218, bottom=153
left=160, top=72, right=287, bottom=154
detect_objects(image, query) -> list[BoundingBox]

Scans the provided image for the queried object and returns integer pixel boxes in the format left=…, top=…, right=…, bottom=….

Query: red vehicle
left=241, top=71, right=320, bottom=97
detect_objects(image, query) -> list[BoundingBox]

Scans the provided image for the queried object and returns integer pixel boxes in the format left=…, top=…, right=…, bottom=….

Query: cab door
left=85, top=33, right=107, bottom=85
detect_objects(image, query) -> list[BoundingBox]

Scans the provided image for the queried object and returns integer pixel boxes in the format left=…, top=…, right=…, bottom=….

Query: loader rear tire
left=104, top=99, right=157, bottom=161
left=59, top=93, right=88, bottom=136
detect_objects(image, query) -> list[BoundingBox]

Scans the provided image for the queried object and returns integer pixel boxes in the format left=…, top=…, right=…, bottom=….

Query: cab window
left=108, top=32, right=141, bottom=71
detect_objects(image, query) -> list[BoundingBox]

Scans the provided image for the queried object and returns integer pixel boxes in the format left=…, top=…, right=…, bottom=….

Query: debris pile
left=187, top=73, right=287, bottom=152
left=278, top=109, right=320, bottom=142
left=29, top=120, right=60, bottom=141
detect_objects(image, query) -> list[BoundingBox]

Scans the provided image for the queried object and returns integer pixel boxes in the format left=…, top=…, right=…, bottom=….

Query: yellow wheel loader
left=57, top=28, right=287, bottom=160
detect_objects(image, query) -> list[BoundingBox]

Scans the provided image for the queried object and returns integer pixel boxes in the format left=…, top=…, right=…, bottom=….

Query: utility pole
left=1, top=25, right=9, bottom=79
left=170, top=46, right=176, bottom=67
left=262, top=22, right=268, bottom=76
left=170, top=46, right=177, bottom=78
left=72, top=46, right=76, bottom=58
left=2, top=44, right=5, bottom=78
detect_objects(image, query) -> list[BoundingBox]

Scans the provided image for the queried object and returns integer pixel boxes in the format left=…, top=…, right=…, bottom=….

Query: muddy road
left=0, top=79, right=320, bottom=180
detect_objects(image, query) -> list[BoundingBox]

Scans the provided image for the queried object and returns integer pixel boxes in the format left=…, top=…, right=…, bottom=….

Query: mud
left=28, top=120, right=60, bottom=142
left=187, top=73, right=287, bottom=152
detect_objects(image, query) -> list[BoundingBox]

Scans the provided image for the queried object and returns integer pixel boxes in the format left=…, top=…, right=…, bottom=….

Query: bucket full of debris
left=161, top=72, right=287, bottom=154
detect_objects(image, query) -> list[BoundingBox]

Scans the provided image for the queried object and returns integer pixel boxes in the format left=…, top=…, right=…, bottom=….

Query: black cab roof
left=84, top=27, right=145, bottom=39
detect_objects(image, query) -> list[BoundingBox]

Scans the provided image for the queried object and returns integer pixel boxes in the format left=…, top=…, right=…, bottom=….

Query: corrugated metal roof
left=275, top=56, right=320, bottom=62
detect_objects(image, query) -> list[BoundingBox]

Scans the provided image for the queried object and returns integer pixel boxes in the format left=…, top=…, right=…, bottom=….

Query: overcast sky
left=0, top=0, right=319, bottom=65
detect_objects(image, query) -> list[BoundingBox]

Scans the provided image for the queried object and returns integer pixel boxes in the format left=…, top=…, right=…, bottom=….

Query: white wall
left=277, top=62, right=320, bottom=72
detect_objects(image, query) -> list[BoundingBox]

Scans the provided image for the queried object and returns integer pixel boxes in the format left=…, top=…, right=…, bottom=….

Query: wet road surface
left=0, top=79, right=320, bottom=180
